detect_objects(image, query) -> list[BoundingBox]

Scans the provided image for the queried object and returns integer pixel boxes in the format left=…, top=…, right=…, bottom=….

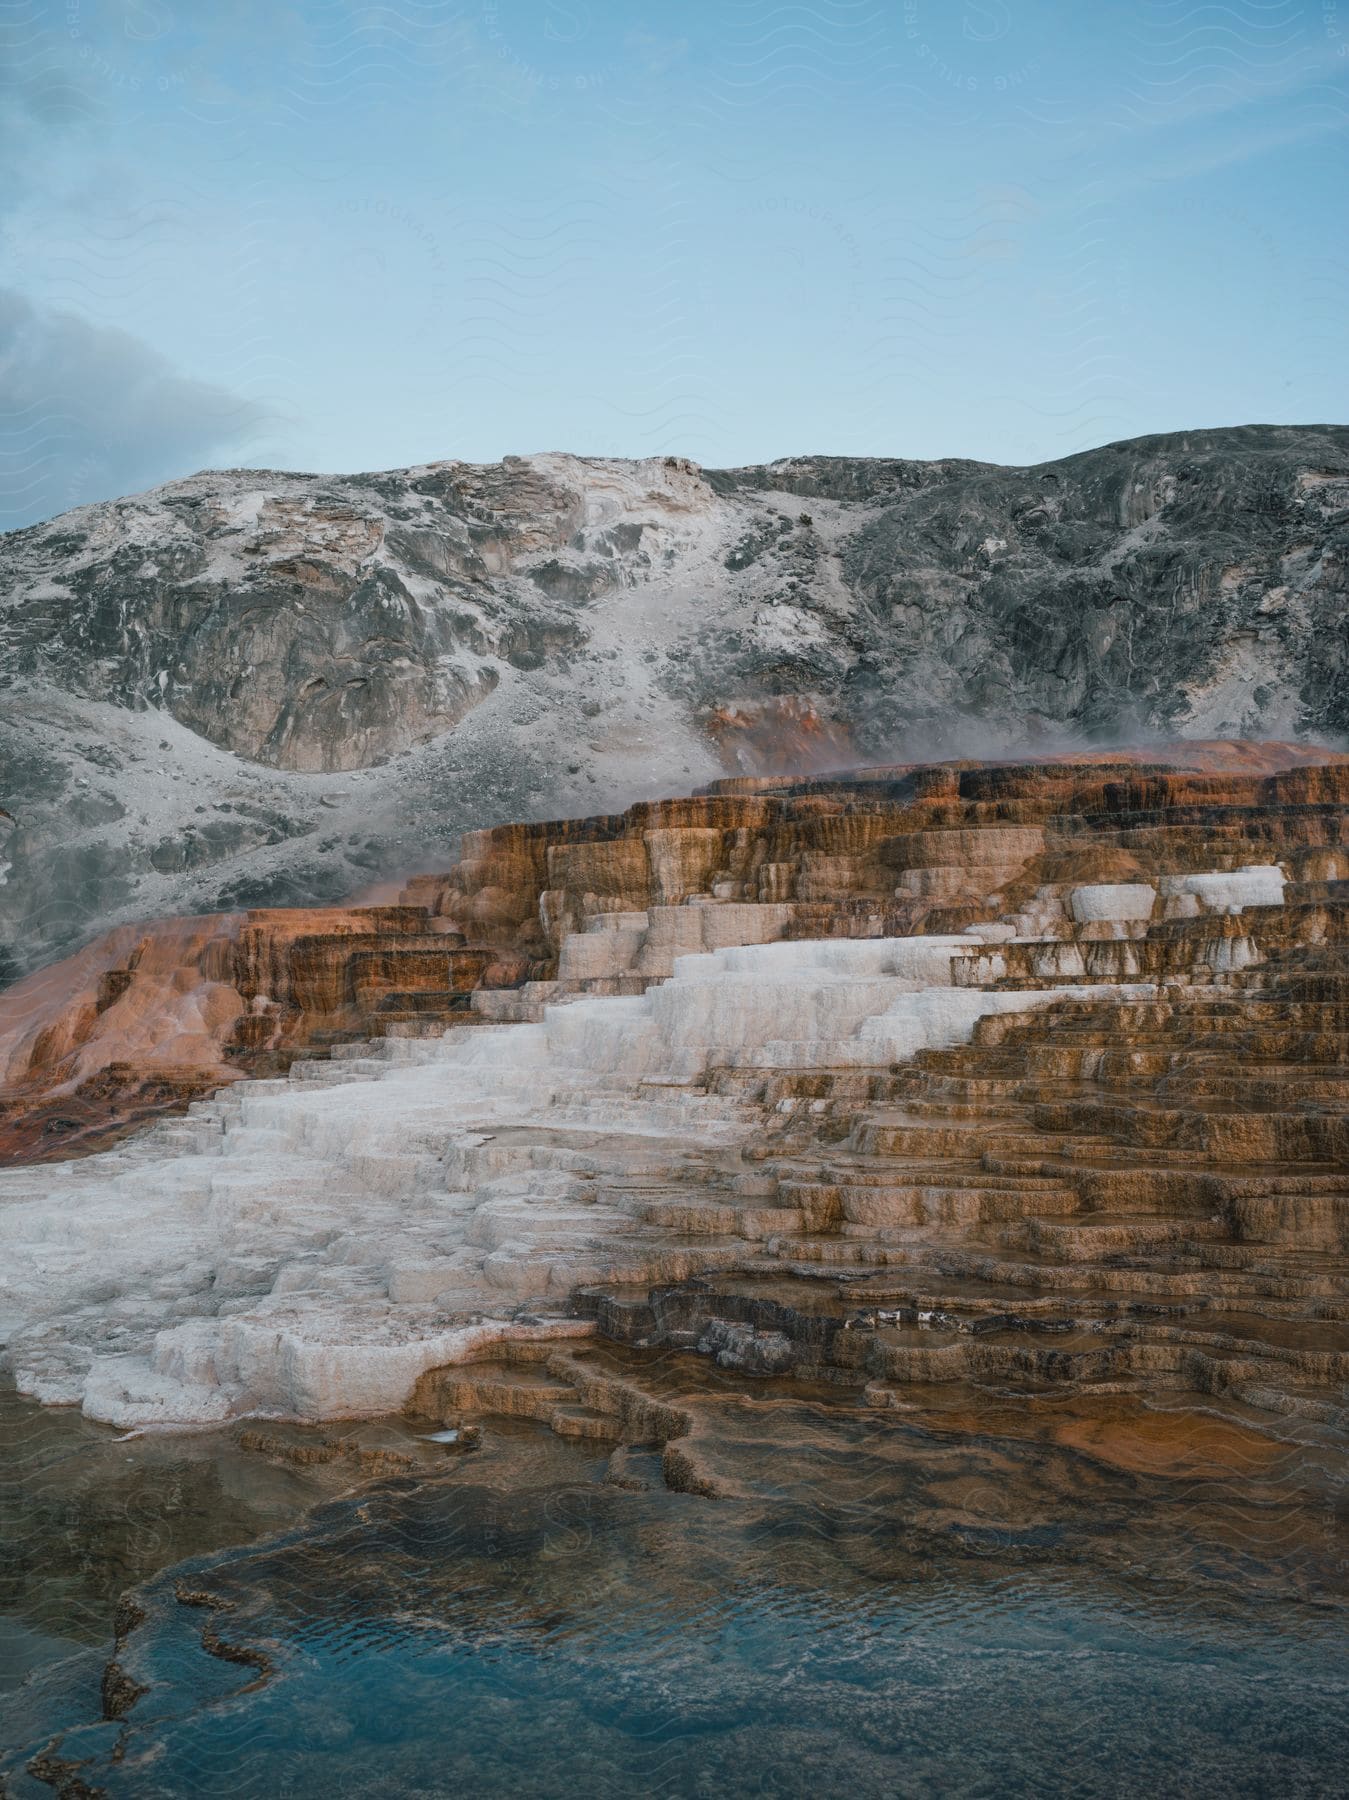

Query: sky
left=1, top=0, right=1346, bottom=528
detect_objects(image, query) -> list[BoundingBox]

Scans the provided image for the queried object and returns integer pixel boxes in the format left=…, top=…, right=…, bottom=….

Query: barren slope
left=1, top=426, right=1345, bottom=979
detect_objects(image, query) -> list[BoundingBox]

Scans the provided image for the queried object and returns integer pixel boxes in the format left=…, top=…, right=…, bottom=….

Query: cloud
left=0, top=289, right=274, bottom=531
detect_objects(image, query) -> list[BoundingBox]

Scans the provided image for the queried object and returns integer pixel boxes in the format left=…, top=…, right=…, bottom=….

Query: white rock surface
left=0, top=920, right=1170, bottom=1428
left=1069, top=884, right=1158, bottom=924
left=1160, top=865, right=1286, bottom=914
left=10, top=864, right=1275, bottom=1425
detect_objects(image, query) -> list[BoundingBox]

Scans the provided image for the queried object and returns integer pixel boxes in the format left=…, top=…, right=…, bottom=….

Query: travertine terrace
left=0, top=746, right=1346, bottom=1444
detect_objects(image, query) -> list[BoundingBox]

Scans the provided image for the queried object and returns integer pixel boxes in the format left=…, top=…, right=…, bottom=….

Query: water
left=2, top=1372, right=1346, bottom=1797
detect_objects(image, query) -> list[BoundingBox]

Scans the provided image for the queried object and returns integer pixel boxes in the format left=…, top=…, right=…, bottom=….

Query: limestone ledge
left=0, top=748, right=1344, bottom=1430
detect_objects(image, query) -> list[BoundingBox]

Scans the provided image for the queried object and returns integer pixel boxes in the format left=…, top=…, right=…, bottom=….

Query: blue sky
left=2, top=0, right=1346, bottom=526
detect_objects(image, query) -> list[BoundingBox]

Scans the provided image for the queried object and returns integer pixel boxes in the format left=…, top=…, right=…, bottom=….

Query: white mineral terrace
left=0, top=869, right=1285, bottom=1428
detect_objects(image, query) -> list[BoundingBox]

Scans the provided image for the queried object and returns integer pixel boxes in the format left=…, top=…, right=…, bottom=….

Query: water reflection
left=1, top=1366, right=1345, bottom=1797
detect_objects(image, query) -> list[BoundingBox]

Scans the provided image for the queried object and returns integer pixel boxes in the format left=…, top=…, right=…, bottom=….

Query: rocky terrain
left=0, top=746, right=1344, bottom=1441
left=2, top=738, right=1346, bottom=1792
left=2, top=425, right=1346, bottom=980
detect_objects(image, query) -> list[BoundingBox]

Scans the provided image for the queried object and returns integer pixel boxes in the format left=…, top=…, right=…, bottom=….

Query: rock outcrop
left=0, top=902, right=535, bottom=1165
left=0, top=744, right=1344, bottom=1438
left=2, top=425, right=1346, bottom=977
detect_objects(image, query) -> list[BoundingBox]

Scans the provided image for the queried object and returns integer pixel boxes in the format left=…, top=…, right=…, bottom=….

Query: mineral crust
left=0, top=747, right=1344, bottom=1437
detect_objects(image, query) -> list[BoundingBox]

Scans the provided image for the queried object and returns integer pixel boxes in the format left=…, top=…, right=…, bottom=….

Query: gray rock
left=698, top=1318, right=795, bottom=1375
left=1, top=428, right=1345, bottom=979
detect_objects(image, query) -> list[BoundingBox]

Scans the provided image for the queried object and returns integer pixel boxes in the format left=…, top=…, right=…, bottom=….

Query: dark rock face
left=841, top=427, right=1349, bottom=753
left=0, top=466, right=587, bottom=772
left=1, top=427, right=1345, bottom=978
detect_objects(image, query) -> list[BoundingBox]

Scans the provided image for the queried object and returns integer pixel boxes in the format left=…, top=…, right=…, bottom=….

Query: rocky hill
left=1, top=425, right=1346, bottom=979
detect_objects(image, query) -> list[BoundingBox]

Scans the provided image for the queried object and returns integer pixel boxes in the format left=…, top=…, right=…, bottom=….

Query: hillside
left=1, top=424, right=1346, bottom=978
